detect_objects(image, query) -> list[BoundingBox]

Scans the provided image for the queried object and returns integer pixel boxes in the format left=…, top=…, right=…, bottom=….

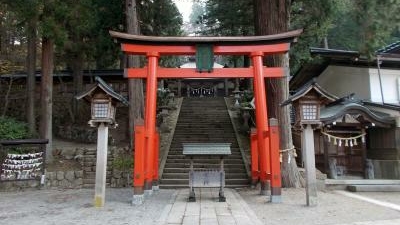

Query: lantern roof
left=281, top=79, right=338, bottom=106
left=76, top=76, right=128, bottom=106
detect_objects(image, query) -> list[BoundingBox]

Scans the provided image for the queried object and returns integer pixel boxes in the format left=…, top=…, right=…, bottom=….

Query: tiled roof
left=282, top=78, right=338, bottom=106
left=75, top=76, right=129, bottom=106
left=376, top=41, right=400, bottom=54
left=320, top=95, right=394, bottom=127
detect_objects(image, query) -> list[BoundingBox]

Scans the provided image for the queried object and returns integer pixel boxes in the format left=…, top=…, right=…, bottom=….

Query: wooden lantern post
left=283, top=92, right=321, bottom=206
left=76, top=77, right=128, bottom=208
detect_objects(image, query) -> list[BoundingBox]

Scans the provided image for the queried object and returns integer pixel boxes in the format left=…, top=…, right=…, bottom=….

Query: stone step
left=166, top=154, right=242, bottom=159
left=160, top=97, right=248, bottom=188
left=165, top=158, right=245, bottom=164
left=347, top=184, right=400, bottom=192
left=166, top=154, right=243, bottom=159
left=173, top=128, right=235, bottom=132
left=159, top=184, right=249, bottom=189
left=163, top=167, right=247, bottom=174
left=164, top=163, right=245, bottom=169
left=169, top=138, right=238, bottom=142
left=162, top=173, right=248, bottom=180
left=168, top=147, right=241, bottom=151
left=172, top=132, right=235, bottom=136
left=172, top=134, right=236, bottom=137
left=160, top=178, right=249, bottom=185
left=168, top=144, right=240, bottom=149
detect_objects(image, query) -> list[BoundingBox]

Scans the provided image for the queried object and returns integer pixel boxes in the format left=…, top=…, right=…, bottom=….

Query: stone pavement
left=335, top=219, right=400, bottom=225
left=1, top=187, right=400, bottom=225
left=157, top=188, right=263, bottom=225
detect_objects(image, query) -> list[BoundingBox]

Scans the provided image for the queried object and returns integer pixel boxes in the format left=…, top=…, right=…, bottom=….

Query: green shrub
left=0, top=117, right=32, bottom=140
left=113, top=156, right=133, bottom=171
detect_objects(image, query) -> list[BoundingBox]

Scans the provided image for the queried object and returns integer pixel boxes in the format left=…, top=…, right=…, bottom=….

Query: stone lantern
left=76, top=76, right=128, bottom=208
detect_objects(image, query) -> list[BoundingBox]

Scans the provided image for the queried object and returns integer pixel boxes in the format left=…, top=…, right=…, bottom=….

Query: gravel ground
left=1, top=187, right=400, bottom=225
left=0, top=188, right=176, bottom=225
left=237, top=187, right=400, bottom=225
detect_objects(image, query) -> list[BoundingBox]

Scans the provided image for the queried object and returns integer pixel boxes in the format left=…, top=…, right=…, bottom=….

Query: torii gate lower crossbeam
left=110, top=30, right=302, bottom=205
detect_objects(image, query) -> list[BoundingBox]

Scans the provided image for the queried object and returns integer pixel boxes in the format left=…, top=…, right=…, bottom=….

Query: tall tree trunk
left=72, top=53, right=83, bottom=123
left=1, top=77, right=13, bottom=117
left=40, top=37, right=54, bottom=163
left=254, top=0, right=304, bottom=187
left=126, top=0, right=144, bottom=148
left=26, top=17, right=37, bottom=134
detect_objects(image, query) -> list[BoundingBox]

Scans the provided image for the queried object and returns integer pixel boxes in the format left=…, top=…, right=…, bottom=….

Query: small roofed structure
left=284, top=80, right=395, bottom=179
left=76, top=76, right=128, bottom=127
left=282, top=79, right=339, bottom=128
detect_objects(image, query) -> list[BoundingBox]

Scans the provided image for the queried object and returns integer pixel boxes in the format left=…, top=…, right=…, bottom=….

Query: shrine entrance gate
left=110, top=30, right=302, bottom=204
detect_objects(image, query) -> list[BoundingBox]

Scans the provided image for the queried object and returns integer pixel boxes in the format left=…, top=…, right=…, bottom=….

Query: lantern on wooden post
left=282, top=81, right=336, bottom=207
left=76, top=76, right=128, bottom=208
left=294, top=96, right=321, bottom=125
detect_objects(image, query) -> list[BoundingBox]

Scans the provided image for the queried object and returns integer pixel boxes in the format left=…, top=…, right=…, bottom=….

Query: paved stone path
left=157, top=188, right=263, bottom=225
left=1, top=187, right=400, bottom=225
left=335, top=219, right=400, bottom=225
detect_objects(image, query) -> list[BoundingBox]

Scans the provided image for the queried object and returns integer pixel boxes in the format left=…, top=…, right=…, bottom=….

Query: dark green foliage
left=91, top=0, right=125, bottom=68
left=157, top=88, right=170, bottom=106
left=202, top=0, right=254, bottom=36
left=289, top=0, right=339, bottom=72
left=138, top=0, right=184, bottom=68
left=291, top=0, right=400, bottom=70
left=113, top=156, right=133, bottom=171
left=0, top=117, right=33, bottom=140
left=139, top=0, right=183, bottom=36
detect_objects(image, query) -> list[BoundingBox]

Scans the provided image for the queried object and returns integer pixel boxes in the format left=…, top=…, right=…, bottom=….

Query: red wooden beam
left=121, top=43, right=290, bottom=55
left=124, top=67, right=286, bottom=78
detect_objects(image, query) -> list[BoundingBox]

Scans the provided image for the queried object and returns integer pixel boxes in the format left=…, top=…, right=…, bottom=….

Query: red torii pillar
left=110, top=30, right=301, bottom=205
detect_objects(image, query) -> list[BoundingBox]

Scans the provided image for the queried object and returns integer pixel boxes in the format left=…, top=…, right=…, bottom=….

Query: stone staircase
left=160, top=97, right=249, bottom=188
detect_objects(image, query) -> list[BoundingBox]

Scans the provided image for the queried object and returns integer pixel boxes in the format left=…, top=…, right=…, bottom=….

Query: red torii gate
left=110, top=30, right=302, bottom=204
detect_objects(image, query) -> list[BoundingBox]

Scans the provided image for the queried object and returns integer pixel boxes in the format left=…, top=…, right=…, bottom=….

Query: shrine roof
left=109, top=29, right=303, bottom=45
left=377, top=41, right=400, bottom=55
left=320, top=95, right=394, bottom=127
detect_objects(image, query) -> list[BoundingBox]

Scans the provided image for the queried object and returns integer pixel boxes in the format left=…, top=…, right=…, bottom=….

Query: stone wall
left=0, top=146, right=131, bottom=191
left=0, top=179, right=41, bottom=191
left=82, top=146, right=132, bottom=188
left=44, top=170, right=83, bottom=188
left=55, top=126, right=98, bottom=143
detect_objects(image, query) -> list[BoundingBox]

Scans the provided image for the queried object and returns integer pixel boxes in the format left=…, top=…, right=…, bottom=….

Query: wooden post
left=133, top=125, right=145, bottom=205
left=94, top=123, right=109, bottom=207
left=251, top=52, right=272, bottom=196
left=302, top=124, right=318, bottom=206
left=153, top=131, right=160, bottom=190
left=250, top=128, right=259, bottom=186
left=144, top=52, right=159, bottom=196
left=269, top=118, right=281, bottom=203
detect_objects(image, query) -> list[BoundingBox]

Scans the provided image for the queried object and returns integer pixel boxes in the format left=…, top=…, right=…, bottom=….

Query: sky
left=172, top=0, right=193, bottom=22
